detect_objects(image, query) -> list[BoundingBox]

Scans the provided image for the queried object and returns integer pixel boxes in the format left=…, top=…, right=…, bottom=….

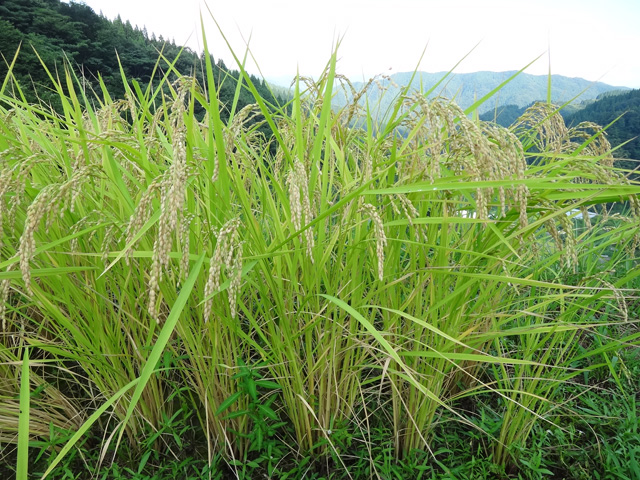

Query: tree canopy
left=0, top=0, right=284, bottom=123
left=480, top=91, right=640, bottom=177
left=565, top=89, right=640, bottom=172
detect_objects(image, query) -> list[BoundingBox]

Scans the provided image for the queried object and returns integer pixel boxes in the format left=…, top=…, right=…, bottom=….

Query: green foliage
left=481, top=90, right=640, bottom=180
left=480, top=102, right=533, bottom=127
left=0, top=0, right=284, bottom=125
left=216, top=360, right=287, bottom=479
left=1, top=18, right=639, bottom=480
left=565, top=89, right=640, bottom=173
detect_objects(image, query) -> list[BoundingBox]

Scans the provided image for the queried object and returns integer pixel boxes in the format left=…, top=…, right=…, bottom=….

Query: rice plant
left=1, top=27, right=639, bottom=478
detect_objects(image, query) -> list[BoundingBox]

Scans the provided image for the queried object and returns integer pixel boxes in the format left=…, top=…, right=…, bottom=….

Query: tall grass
left=1, top=34, right=639, bottom=477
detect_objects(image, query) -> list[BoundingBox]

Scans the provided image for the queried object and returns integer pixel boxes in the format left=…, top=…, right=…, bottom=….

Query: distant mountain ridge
left=335, top=71, right=629, bottom=115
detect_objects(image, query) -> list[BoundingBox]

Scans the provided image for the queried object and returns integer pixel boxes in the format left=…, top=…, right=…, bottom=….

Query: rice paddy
left=1, top=35, right=639, bottom=479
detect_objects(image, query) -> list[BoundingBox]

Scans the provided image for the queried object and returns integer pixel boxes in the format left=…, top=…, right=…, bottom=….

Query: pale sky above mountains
left=73, top=0, right=640, bottom=88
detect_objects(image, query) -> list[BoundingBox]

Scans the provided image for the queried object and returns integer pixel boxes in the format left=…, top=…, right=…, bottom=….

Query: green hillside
left=480, top=90, right=640, bottom=177
left=565, top=88, right=640, bottom=171
left=0, top=0, right=283, bottom=119
left=479, top=103, right=530, bottom=127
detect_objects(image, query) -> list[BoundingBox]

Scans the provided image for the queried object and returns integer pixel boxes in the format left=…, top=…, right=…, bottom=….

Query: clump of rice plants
left=1, top=32, right=639, bottom=479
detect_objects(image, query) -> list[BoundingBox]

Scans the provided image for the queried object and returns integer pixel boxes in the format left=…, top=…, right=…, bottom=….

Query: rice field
left=1, top=38, right=639, bottom=479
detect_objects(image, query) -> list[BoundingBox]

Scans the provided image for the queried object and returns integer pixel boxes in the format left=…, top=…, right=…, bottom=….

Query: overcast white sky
left=74, top=0, right=640, bottom=88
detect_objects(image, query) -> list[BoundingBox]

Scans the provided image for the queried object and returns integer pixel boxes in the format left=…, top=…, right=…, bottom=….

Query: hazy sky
left=74, top=0, right=640, bottom=88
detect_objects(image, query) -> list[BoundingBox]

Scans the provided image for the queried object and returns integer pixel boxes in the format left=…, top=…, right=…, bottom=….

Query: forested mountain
left=335, top=70, right=627, bottom=115
left=479, top=90, right=640, bottom=176
left=478, top=103, right=529, bottom=127
left=565, top=89, right=640, bottom=167
left=0, top=0, right=283, bottom=119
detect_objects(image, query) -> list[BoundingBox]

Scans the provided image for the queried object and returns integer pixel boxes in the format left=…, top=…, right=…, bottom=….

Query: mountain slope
left=565, top=89, right=640, bottom=171
left=478, top=90, right=640, bottom=180
left=0, top=0, right=283, bottom=119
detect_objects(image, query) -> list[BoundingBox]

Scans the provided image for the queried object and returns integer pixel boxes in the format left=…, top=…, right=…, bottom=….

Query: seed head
left=204, top=218, right=242, bottom=322
left=179, top=214, right=194, bottom=285
left=124, top=176, right=165, bottom=265
left=18, top=184, right=56, bottom=294
left=101, top=224, right=116, bottom=267
left=0, top=277, right=10, bottom=331
left=360, top=203, right=387, bottom=281
left=287, top=159, right=315, bottom=261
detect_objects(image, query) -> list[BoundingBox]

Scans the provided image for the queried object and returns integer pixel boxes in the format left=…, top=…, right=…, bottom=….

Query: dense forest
left=0, top=0, right=283, bottom=120
left=478, top=103, right=528, bottom=128
left=480, top=90, right=640, bottom=175
left=565, top=89, right=640, bottom=167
